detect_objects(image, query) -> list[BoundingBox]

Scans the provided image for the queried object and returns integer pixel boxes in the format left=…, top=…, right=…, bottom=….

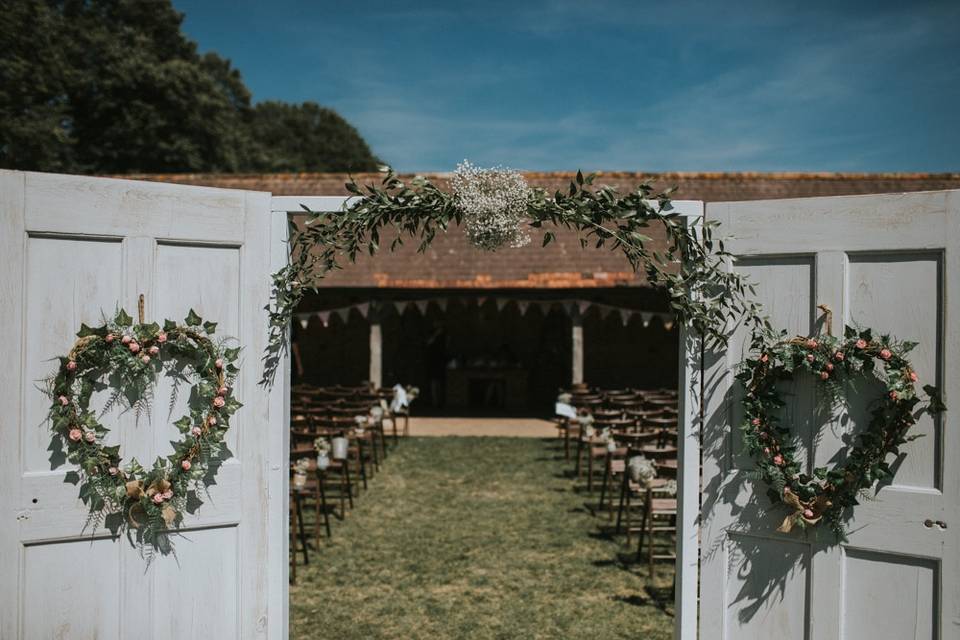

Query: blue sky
left=173, top=0, right=959, bottom=173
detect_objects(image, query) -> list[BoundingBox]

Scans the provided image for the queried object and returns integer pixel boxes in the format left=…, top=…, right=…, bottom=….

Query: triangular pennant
left=318, top=311, right=331, bottom=327
left=561, top=301, right=574, bottom=316
left=355, top=302, right=370, bottom=318
left=537, top=301, right=553, bottom=315
left=335, top=307, right=351, bottom=323
left=415, top=300, right=429, bottom=315
left=598, top=305, right=614, bottom=321
left=517, top=301, right=530, bottom=316
left=641, top=312, right=653, bottom=328
left=619, top=309, right=632, bottom=326
left=577, top=300, right=591, bottom=315
left=662, top=317, right=675, bottom=331
left=298, top=316, right=310, bottom=330
left=435, top=298, right=448, bottom=311
left=394, top=301, right=409, bottom=315
left=477, top=296, right=487, bottom=307
left=495, top=298, right=509, bottom=312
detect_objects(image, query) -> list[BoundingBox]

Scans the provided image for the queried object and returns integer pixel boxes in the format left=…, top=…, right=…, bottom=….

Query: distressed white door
left=0, top=171, right=289, bottom=639
left=699, top=190, right=959, bottom=639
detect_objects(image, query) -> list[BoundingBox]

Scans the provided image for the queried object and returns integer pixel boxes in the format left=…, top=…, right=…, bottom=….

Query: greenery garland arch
left=261, top=166, right=765, bottom=384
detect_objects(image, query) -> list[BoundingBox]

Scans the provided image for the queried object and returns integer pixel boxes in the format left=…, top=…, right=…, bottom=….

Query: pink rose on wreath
left=66, top=360, right=77, bottom=372
left=759, top=432, right=768, bottom=441
left=760, top=354, right=769, bottom=363
left=783, top=487, right=792, bottom=495
left=773, top=454, right=784, bottom=466
left=68, top=428, right=82, bottom=442
left=802, top=508, right=815, bottom=519
left=763, top=447, right=771, bottom=455
left=889, top=390, right=898, bottom=401
left=834, top=351, right=844, bottom=361
left=105, top=333, right=115, bottom=343
left=191, top=426, right=202, bottom=437
left=152, top=493, right=164, bottom=504
left=820, top=371, right=830, bottom=380
left=806, top=354, right=815, bottom=362
left=751, top=418, right=761, bottom=426
left=217, top=386, right=228, bottom=396
left=58, top=395, right=69, bottom=406
left=879, top=348, right=892, bottom=360
left=141, top=355, right=150, bottom=364
left=148, top=345, right=159, bottom=356
left=162, top=489, right=173, bottom=500
left=121, top=335, right=132, bottom=345
left=108, top=466, right=118, bottom=476
left=156, top=331, right=167, bottom=343
left=805, top=339, right=818, bottom=349
left=84, top=431, right=95, bottom=443
left=908, top=371, right=918, bottom=382
left=181, top=460, right=192, bottom=471
left=214, top=358, right=224, bottom=370
left=855, top=339, right=867, bottom=349
left=129, top=342, right=140, bottom=354
left=207, top=415, right=217, bottom=426
left=213, top=396, right=226, bottom=409
left=825, top=363, right=834, bottom=372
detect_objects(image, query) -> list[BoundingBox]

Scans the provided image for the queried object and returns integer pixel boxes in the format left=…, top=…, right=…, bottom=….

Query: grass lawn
left=290, top=436, right=674, bottom=639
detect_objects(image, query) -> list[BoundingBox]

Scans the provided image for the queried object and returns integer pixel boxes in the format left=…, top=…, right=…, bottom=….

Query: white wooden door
left=0, top=171, right=289, bottom=639
left=699, top=190, right=959, bottom=639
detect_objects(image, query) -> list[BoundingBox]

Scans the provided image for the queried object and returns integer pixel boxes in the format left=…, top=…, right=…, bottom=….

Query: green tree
left=0, top=0, right=381, bottom=174
left=248, top=101, right=381, bottom=172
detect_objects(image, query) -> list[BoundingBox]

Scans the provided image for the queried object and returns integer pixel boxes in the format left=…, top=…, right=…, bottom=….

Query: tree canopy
left=0, top=0, right=381, bottom=174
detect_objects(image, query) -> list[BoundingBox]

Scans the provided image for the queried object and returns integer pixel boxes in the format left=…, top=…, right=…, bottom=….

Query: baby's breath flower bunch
left=451, top=160, right=532, bottom=250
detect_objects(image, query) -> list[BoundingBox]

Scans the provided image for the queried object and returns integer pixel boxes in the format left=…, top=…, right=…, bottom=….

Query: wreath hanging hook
left=816, top=303, right=833, bottom=336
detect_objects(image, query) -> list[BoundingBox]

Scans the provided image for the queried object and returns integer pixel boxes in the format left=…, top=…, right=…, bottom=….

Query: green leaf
left=115, top=309, right=133, bottom=327
left=185, top=309, right=202, bottom=327
left=203, top=321, right=218, bottom=334
left=163, top=319, right=177, bottom=332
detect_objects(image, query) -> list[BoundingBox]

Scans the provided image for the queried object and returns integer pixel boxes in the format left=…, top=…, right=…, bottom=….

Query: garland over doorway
left=262, top=163, right=765, bottom=384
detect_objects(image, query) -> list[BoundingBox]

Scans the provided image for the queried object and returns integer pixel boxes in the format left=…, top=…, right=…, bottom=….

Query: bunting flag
left=394, top=300, right=409, bottom=315
left=435, top=298, right=448, bottom=311
left=355, top=302, right=370, bottom=318
left=537, top=301, right=553, bottom=315
left=662, top=317, right=675, bottom=331
left=577, top=300, right=591, bottom=315
left=495, top=298, right=509, bottom=311
left=561, top=301, right=574, bottom=316
left=335, top=307, right=351, bottom=323
left=298, top=316, right=310, bottom=330
left=619, top=309, right=633, bottom=326
left=598, top=305, right=614, bottom=321
left=641, top=312, right=653, bottom=328
left=318, top=310, right=331, bottom=327
left=415, top=300, right=429, bottom=316
left=517, top=301, right=530, bottom=316
left=477, top=296, right=487, bottom=307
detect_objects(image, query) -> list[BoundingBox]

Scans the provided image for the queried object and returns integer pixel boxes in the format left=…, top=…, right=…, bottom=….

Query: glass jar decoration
left=332, top=436, right=349, bottom=460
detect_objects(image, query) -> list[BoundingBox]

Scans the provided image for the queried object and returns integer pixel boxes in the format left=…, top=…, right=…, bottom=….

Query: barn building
left=133, top=171, right=960, bottom=413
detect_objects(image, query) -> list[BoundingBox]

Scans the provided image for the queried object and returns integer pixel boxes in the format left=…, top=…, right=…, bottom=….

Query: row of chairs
left=288, top=383, right=413, bottom=583
left=555, top=385, right=680, bottom=582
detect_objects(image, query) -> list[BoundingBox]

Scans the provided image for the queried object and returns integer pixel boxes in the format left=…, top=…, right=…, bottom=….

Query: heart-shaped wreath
left=738, top=324, right=945, bottom=540
left=45, top=308, right=241, bottom=555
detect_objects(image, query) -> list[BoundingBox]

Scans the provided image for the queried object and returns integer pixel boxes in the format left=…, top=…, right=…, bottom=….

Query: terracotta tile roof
left=122, top=171, right=960, bottom=289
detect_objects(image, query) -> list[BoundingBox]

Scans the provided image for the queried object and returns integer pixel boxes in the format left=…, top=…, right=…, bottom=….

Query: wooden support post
left=571, top=308, right=584, bottom=385
left=369, top=304, right=382, bottom=388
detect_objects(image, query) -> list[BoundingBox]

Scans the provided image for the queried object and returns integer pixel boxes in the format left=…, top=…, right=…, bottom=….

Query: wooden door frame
left=271, top=195, right=705, bottom=640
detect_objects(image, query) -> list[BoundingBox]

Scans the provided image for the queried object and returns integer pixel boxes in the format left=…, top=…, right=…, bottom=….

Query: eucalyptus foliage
left=262, top=169, right=766, bottom=384
left=45, top=309, right=241, bottom=556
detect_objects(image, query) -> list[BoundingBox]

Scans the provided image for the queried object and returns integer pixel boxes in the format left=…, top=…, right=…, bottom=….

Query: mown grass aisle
left=290, top=436, right=673, bottom=639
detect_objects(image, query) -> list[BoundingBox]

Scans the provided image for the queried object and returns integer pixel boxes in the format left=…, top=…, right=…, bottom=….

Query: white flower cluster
left=451, top=160, right=532, bottom=250
left=628, top=456, right=657, bottom=486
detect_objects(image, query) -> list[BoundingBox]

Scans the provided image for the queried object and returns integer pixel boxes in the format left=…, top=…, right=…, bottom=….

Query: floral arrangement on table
left=292, top=457, right=311, bottom=489
left=314, top=437, right=331, bottom=457
left=738, top=324, right=945, bottom=539
left=44, top=308, right=241, bottom=556
left=261, top=163, right=766, bottom=384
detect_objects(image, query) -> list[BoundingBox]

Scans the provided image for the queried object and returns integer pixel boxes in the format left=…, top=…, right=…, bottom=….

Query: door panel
left=0, top=171, right=284, bottom=639
left=700, top=191, right=959, bottom=639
